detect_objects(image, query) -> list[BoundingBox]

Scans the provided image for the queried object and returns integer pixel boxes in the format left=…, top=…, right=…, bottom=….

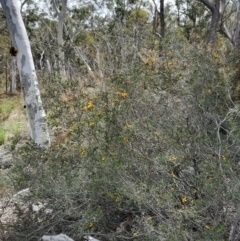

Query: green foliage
left=0, top=101, right=13, bottom=120
left=6, top=34, right=240, bottom=240
left=75, top=31, right=94, bottom=45
left=0, top=126, right=7, bottom=145
left=128, top=9, right=148, bottom=25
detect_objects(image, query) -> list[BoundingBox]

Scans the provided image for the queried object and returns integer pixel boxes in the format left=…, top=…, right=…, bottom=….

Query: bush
left=4, top=34, right=240, bottom=241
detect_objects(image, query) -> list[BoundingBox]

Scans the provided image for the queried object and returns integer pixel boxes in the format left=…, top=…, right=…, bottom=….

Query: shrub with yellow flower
left=123, top=137, right=129, bottom=143
left=117, top=92, right=128, bottom=98
left=70, top=122, right=76, bottom=132
left=170, top=156, right=177, bottom=161
left=145, top=57, right=155, bottom=66
left=87, top=100, right=93, bottom=109
left=205, top=224, right=211, bottom=230
left=123, top=124, right=132, bottom=130
left=170, top=172, right=176, bottom=178
left=221, top=155, right=226, bottom=161
left=132, top=232, right=138, bottom=237
left=89, top=222, right=94, bottom=229
left=181, top=196, right=187, bottom=204
left=82, top=100, right=93, bottom=111
left=80, top=148, right=86, bottom=157
left=89, top=122, right=95, bottom=127
left=213, top=53, right=219, bottom=59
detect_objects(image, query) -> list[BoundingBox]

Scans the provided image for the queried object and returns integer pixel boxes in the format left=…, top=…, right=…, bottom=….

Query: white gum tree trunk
left=1, top=0, right=51, bottom=148
left=10, top=56, right=17, bottom=94
left=51, top=0, right=67, bottom=80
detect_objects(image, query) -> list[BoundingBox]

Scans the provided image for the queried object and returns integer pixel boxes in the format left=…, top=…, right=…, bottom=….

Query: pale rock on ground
left=41, top=234, right=100, bottom=241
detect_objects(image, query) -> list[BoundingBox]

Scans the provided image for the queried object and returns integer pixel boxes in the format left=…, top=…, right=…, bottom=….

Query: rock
left=0, top=146, right=13, bottom=169
left=32, top=201, right=45, bottom=212
left=32, top=201, right=53, bottom=214
left=41, top=234, right=74, bottom=241
left=10, top=188, right=31, bottom=204
left=83, top=236, right=101, bottom=241
left=0, top=188, right=53, bottom=224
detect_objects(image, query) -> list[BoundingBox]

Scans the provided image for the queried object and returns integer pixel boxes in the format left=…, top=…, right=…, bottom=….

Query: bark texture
left=1, top=0, right=50, bottom=148
left=160, top=0, right=165, bottom=38
left=51, top=0, right=68, bottom=79
left=199, top=0, right=220, bottom=44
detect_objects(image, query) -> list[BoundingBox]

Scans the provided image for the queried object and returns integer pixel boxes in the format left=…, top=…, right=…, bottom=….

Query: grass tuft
left=0, top=127, right=7, bottom=145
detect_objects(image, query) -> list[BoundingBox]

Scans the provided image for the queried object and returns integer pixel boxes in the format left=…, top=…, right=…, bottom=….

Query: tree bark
left=10, top=56, right=17, bottom=94
left=1, top=0, right=51, bottom=148
left=209, top=0, right=220, bottom=44
left=160, top=0, right=165, bottom=38
left=233, top=0, right=240, bottom=48
left=51, top=0, right=67, bottom=80
left=199, top=0, right=220, bottom=44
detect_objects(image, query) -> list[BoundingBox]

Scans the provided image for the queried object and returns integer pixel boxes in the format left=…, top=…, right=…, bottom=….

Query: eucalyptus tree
left=0, top=0, right=51, bottom=148
left=174, top=0, right=208, bottom=40
left=196, top=0, right=240, bottom=48
left=219, top=0, right=240, bottom=48
left=152, top=0, right=165, bottom=38
left=50, top=0, right=68, bottom=80
left=198, top=0, right=221, bottom=43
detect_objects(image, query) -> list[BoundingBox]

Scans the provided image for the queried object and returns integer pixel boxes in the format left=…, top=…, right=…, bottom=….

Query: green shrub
left=4, top=33, right=240, bottom=241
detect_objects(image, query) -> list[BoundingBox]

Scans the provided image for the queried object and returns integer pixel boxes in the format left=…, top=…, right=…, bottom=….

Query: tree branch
left=20, top=0, right=28, bottom=13
left=198, top=0, right=215, bottom=12
left=51, top=0, right=59, bottom=14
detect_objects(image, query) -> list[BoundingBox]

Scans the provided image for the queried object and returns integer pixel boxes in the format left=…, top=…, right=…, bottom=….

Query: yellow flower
left=133, top=232, right=138, bottom=237
left=145, top=57, right=154, bottom=66
left=154, top=131, right=159, bottom=136
left=116, top=92, right=128, bottom=98
left=193, top=189, right=197, bottom=195
left=82, top=100, right=93, bottom=110
left=121, top=92, right=128, bottom=98
left=123, top=124, right=132, bottom=130
left=101, top=157, right=105, bottom=161
left=170, top=156, right=177, bottom=161
left=205, top=224, right=211, bottom=230
left=221, top=155, right=226, bottom=161
left=123, top=137, right=129, bottom=143
left=115, top=198, right=119, bottom=203
left=70, top=123, right=76, bottom=131
left=89, top=122, right=95, bottom=127
left=87, top=100, right=93, bottom=109
left=181, top=196, right=187, bottom=204
left=81, top=148, right=86, bottom=157
left=89, top=222, right=94, bottom=229
left=168, top=61, right=173, bottom=66
left=213, top=53, right=219, bottom=59
left=170, top=172, right=176, bottom=178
